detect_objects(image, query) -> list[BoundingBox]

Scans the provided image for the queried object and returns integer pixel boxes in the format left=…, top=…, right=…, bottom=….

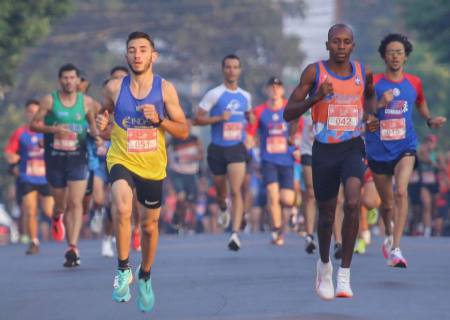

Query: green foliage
left=399, top=0, right=450, bottom=63
left=0, top=0, right=72, bottom=86
left=340, top=0, right=450, bottom=143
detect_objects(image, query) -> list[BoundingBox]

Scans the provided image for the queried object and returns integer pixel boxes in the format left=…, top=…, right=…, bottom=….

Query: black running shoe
left=305, top=234, right=317, bottom=254
left=63, top=247, right=81, bottom=267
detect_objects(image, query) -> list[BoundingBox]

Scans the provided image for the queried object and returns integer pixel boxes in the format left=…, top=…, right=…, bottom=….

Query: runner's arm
left=416, top=100, right=446, bottom=129
left=4, top=129, right=22, bottom=164
left=30, top=95, right=58, bottom=134
left=84, top=95, right=100, bottom=139
left=161, top=80, right=189, bottom=140
left=283, top=64, right=319, bottom=121
left=193, top=108, right=226, bottom=126
left=364, top=67, right=377, bottom=114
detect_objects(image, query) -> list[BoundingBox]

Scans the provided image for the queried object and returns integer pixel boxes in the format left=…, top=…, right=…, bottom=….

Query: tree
left=8, top=0, right=305, bottom=107
left=399, top=0, right=450, bottom=64
left=0, top=0, right=72, bottom=97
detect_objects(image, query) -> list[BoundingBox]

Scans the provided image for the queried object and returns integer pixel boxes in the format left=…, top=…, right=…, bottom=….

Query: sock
left=118, top=258, right=130, bottom=270
left=138, top=267, right=151, bottom=281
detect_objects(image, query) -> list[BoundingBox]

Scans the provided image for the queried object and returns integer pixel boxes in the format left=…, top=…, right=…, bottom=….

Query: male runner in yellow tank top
left=97, top=31, right=188, bottom=313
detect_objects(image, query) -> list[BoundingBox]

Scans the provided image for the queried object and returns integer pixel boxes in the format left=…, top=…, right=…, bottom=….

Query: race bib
left=127, top=128, right=157, bottom=153
left=327, top=105, right=358, bottom=131
left=53, top=131, right=78, bottom=151
left=422, top=171, right=436, bottom=184
left=26, top=159, right=46, bottom=177
left=223, top=122, right=243, bottom=141
left=380, top=119, right=406, bottom=141
left=267, top=136, right=287, bottom=154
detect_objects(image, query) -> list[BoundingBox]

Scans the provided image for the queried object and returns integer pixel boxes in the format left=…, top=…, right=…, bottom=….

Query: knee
left=141, top=219, right=158, bottom=236
left=318, top=211, right=334, bottom=229
left=67, top=198, right=83, bottom=211
left=115, top=201, right=132, bottom=220
left=395, top=188, right=408, bottom=201
left=306, top=185, right=315, bottom=200
left=344, top=197, right=360, bottom=213
left=380, top=200, right=394, bottom=212
left=229, top=188, right=241, bottom=199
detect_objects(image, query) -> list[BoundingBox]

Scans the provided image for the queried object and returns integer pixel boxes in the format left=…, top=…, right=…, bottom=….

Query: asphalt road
left=1, top=233, right=449, bottom=320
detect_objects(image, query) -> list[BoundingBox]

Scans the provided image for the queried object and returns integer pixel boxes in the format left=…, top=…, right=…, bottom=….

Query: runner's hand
left=53, top=124, right=72, bottom=135
left=222, top=111, right=231, bottom=121
left=138, top=104, right=160, bottom=124
left=317, top=76, right=333, bottom=100
left=428, top=116, right=447, bottom=129
left=96, top=110, right=110, bottom=131
left=378, top=90, right=394, bottom=109
left=366, top=114, right=379, bottom=132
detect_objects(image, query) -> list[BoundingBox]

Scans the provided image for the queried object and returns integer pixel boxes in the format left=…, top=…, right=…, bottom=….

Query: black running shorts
left=312, top=137, right=365, bottom=202
left=109, top=164, right=163, bottom=209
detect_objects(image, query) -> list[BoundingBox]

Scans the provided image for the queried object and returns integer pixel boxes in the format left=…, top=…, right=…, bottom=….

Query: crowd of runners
left=1, top=25, right=448, bottom=311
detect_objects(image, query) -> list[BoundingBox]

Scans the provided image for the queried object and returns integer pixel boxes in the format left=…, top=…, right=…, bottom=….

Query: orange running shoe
left=51, top=214, right=65, bottom=242
left=132, top=228, right=141, bottom=251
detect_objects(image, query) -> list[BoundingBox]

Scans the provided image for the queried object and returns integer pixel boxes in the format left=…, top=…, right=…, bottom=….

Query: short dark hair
left=25, top=99, right=39, bottom=108
left=378, top=33, right=413, bottom=58
left=110, top=66, right=129, bottom=76
left=222, top=54, right=241, bottom=68
left=58, top=63, right=80, bottom=78
left=126, top=31, right=155, bottom=49
left=328, top=23, right=354, bottom=41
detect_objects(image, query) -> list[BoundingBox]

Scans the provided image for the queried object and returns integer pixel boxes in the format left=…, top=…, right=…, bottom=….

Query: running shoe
left=382, top=235, right=393, bottom=259
left=388, top=248, right=408, bottom=268
left=63, top=247, right=80, bottom=268
left=25, top=242, right=40, bottom=255
left=217, top=207, right=231, bottom=229
left=136, top=266, right=155, bottom=313
left=90, top=209, right=104, bottom=234
left=354, top=238, right=366, bottom=254
left=228, top=232, right=241, bottom=251
left=112, top=268, right=133, bottom=303
left=51, top=214, right=65, bottom=242
left=271, top=231, right=284, bottom=246
left=335, top=267, right=353, bottom=298
left=102, top=236, right=114, bottom=258
left=367, top=208, right=379, bottom=225
left=333, top=243, right=342, bottom=260
left=304, top=234, right=317, bottom=254
left=132, top=228, right=141, bottom=251
left=315, top=259, right=334, bottom=301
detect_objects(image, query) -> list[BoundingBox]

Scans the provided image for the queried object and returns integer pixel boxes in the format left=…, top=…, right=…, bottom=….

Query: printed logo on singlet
left=225, top=99, right=244, bottom=115
left=122, top=116, right=152, bottom=128
left=355, top=76, right=361, bottom=86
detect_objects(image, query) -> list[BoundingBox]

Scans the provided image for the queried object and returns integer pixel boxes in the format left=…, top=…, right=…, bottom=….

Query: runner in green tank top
left=31, top=63, right=99, bottom=267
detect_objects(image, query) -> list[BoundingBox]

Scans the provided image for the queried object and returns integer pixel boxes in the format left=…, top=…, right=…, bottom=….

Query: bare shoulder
left=162, top=79, right=177, bottom=94
left=105, top=78, right=123, bottom=96
left=40, top=94, right=54, bottom=110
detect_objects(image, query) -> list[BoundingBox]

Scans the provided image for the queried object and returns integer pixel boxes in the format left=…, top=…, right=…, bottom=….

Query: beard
left=128, top=59, right=152, bottom=76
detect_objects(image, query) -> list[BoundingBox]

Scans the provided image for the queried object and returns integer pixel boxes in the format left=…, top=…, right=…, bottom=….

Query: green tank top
left=44, top=91, right=88, bottom=154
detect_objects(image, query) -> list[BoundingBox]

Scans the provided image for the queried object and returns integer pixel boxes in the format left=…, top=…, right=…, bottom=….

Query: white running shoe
left=315, top=259, right=334, bottom=301
left=388, top=247, right=408, bottom=268
left=102, top=236, right=115, bottom=258
left=335, top=267, right=353, bottom=298
left=382, top=235, right=393, bottom=259
left=227, top=232, right=241, bottom=251
left=90, top=209, right=104, bottom=234
left=217, top=207, right=231, bottom=229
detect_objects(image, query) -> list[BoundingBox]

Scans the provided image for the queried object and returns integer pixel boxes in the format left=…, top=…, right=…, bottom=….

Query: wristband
left=426, top=117, right=432, bottom=128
